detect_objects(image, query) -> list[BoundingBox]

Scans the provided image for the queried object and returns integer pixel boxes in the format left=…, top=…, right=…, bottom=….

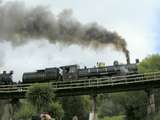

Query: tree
left=16, top=83, right=64, bottom=120
left=138, top=54, right=160, bottom=120
left=97, top=91, right=147, bottom=120
left=60, top=96, right=89, bottom=120
left=98, top=96, right=124, bottom=118
left=26, top=83, right=55, bottom=113
left=138, top=54, right=160, bottom=73
left=112, top=92, right=147, bottom=120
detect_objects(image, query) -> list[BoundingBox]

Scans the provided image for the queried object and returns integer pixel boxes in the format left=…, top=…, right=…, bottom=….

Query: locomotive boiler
left=22, top=68, right=60, bottom=83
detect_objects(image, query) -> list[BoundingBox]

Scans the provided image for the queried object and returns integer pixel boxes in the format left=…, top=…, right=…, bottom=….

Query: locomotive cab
left=60, top=65, right=79, bottom=80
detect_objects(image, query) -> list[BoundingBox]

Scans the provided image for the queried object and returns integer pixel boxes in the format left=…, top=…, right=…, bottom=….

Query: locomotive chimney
left=135, top=59, right=139, bottom=63
left=9, top=70, right=13, bottom=75
left=126, top=51, right=130, bottom=64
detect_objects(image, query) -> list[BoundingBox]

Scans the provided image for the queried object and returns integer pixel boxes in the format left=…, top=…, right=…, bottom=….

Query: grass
left=100, top=115, right=125, bottom=120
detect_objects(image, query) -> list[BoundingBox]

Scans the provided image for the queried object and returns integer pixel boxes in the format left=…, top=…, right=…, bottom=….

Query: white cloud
left=1, top=40, right=126, bottom=81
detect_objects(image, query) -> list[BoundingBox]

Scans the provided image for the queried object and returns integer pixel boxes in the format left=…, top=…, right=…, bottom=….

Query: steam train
left=0, top=59, right=139, bottom=84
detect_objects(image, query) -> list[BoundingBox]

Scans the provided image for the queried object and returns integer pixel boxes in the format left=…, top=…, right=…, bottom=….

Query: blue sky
left=154, top=11, right=160, bottom=52
left=1, top=0, right=160, bottom=81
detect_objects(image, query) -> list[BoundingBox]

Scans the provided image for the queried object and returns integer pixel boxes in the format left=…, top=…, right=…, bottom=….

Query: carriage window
left=64, top=67, right=69, bottom=73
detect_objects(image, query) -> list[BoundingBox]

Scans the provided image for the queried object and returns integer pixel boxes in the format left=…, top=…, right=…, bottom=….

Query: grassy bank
left=100, top=115, right=125, bottom=120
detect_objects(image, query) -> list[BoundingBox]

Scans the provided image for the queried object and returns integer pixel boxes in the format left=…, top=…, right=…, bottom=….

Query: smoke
left=0, top=42, right=6, bottom=67
left=0, top=1, right=130, bottom=62
left=0, top=50, right=4, bottom=67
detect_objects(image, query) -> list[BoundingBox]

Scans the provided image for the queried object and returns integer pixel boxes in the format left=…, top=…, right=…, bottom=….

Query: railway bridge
left=0, top=71, right=160, bottom=115
left=0, top=72, right=160, bottom=98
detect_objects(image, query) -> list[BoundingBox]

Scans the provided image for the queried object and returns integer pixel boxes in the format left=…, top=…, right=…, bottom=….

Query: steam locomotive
left=0, top=59, right=139, bottom=85
left=0, top=71, right=13, bottom=85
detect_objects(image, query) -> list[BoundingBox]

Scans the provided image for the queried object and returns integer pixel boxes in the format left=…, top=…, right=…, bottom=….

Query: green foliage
left=138, top=54, right=160, bottom=117
left=97, top=54, right=160, bottom=120
left=48, top=102, right=64, bottom=119
left=15, top=102, right=36, bottom=120
left=112, top=92, right=147, bottom=120
left=153, top=111, right=160, bottom=120
left=26, top=83, right=55, bottom=113
left=97, top=91, right=147, bottom=120
left=61, top=96, right=89, bottom=120
left=100, top=115, right=125, bottom=120
left=97, top=94, right=124, bottom=119
left=112, top=54, right=160, bottom=120
left=16, top=83, right=63, bottom=120
left=98, top=98, right=124, bottom=118
left=81, top=96, right=91, bottom=112
left=138, top=54, right=160, bottom=73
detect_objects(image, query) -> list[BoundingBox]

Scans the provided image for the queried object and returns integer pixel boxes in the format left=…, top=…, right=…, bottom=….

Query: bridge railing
left=51, top=71, right=160, bottom=89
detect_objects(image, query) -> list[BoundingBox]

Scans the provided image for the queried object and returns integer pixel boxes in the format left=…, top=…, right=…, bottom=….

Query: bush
left=15, top=102, right=36, bottom=120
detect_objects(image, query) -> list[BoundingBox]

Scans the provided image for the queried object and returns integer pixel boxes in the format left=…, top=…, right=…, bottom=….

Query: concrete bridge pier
left=9, top=98, right=20, bottom=120
left=0, top=99, right=19, bottom=120
left=89, top=95, right=97, bottom=120
left=146, top=89, right=156, bottom=119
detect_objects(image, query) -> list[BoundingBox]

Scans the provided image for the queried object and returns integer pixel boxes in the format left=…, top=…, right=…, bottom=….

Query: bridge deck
left=0, top=72, right=160, bottom=99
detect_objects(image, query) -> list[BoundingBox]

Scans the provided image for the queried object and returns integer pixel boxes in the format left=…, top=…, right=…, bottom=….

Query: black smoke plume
left=0, top=2, right=130, bottom=63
